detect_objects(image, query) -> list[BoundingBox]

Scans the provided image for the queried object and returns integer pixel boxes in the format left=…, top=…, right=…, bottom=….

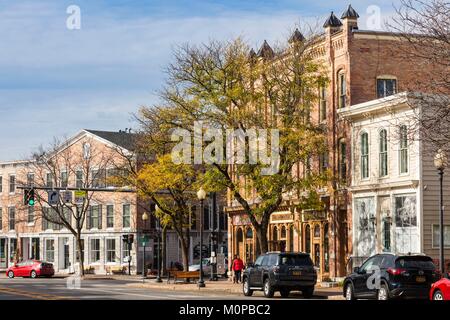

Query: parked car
left=6, top=260, right=54, bottom=279
left=242, top=252, right=317, bottom=298
left=189, top=258, right=228, bottom=277
left=430, top=273, right=450, bottom=300
left=343, top=253, right=440, bottom=300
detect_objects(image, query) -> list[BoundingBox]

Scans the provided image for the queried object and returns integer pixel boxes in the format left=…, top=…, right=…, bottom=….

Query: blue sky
left=0, top=0, right=400, bottom=161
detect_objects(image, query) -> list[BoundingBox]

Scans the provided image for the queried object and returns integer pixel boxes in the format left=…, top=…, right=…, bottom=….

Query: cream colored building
left=338, top=92, right=450, bottom=269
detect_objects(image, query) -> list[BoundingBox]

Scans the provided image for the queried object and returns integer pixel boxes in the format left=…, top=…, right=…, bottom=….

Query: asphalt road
left=0, top=277, right=334, bottom=300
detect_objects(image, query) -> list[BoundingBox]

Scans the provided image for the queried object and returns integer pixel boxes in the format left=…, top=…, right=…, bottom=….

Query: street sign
left=62, top=191, right=72, bottom=203
left=48, top=191, right=59, bottom=205
left=74, top=190, right=87, bottom=203
left=139, top=235, right=150, bottom=246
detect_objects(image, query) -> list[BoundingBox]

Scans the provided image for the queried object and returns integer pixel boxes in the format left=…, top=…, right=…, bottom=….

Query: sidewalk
left=125, top=278, right=344, bottom=299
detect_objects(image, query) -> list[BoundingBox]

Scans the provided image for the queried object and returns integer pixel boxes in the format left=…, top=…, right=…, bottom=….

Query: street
left=0, top=277, right=340, bottom=300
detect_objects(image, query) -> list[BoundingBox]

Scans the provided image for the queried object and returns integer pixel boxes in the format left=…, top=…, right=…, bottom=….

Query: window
left=27, top=173, right=34, bottom=187
left=0, top=208, right=2, bottom=229
left=319, top=152, right=328, bottom=173
left=83, top=143, right=91, bottom=159
left=60, top=171, right=68, bottom=188
left=46, top=173, right=53, bottom=188
left=377, top=78, right=397, bottom=98
left=122, top=204, right=131, bottom=228
left=8, top=207, right=15, bottom=230
left=106, top=205, right=114, bottom=228
left=399, top=125, right=408, bottom=174
left=91, top=169, right=106, bottom=188
left=338, top=71, right=346, bottom=108
left=379, top=129, right=388, bottom=177
left=106, top=239, right=117, bottom=263
left=9, top=175, right=15, bottom=193
left=76, top=170, right=83, bottom=188
left=203, top=205, right=210, bottom=231
left=339, top=139, right=347, bottom=181
left=0, top=176, right=2, bottom=193
left=90, top=238, right=101, bottom=263
left=28, top=206, right=34, bottom=223
left=361, top=132, right=369, bottom=179
left=45, top=239, right=55, bottom=262
left=383, top=220, right=391, bottom=251
left=432, top=225, right=450, bottom=248
left=319, top=86, right=327, bottom=122
left=87, top=205, right=102, bottom=229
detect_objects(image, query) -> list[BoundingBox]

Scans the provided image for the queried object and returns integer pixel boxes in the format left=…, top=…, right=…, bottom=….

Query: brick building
left=226, top=4, right=439, bottom=280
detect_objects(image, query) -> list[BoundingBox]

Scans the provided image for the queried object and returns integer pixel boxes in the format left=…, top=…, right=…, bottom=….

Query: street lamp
left=197, top=187, right=207, bottom=288
left=141, top=212, right=149, bottom=283
left=434, top=149, right=448, bottom=275
left=155, top=204, right=163, bottom=283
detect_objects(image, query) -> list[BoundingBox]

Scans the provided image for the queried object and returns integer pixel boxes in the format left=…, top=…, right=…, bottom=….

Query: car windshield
left=279, top=254, right=313, bottom=266
left=395, top=256, right=435, bottom=270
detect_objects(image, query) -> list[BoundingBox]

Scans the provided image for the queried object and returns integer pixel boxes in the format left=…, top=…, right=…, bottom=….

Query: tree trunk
left=161, top=226, right=167, bottom=276
left=76, top=233, right=85, bottom=276
left=255, top=217, right=269, bottom=254
left=181, top=240, right=190, bottom=272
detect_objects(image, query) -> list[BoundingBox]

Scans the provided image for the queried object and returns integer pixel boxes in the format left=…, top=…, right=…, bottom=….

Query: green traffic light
left=29, top=199, right=35, bottom=206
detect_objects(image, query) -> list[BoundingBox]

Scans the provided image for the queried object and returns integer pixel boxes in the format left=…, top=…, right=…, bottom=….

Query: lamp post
left=434, top=149, right=448, bottom=275
left=141, top=212, right=149, bottom=283
left=197, top=187, right=207, bottom=288
left=154, top=204, right=163, bottom=283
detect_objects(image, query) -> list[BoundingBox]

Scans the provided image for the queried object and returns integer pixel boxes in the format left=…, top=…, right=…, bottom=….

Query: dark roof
left=289, top=28, right=305, bottom=43
left=323, top=11, right=343, bottom=28
left=84, top=129, right=136, bottom=150
left=341, top=4, right=359, bottom=19
left=257, top=40, right=275, bottom=59
left=248, top=48, right=257, bottom=59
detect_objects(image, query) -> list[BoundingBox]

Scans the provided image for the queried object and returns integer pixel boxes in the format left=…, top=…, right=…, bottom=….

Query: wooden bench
left=167, top=271, right=200, bottom=283
left=106, top=266, right=126, bottom=275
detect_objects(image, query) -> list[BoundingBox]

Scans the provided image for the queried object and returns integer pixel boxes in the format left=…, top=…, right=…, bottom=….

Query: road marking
left=0, top=286, right=71, bottom=300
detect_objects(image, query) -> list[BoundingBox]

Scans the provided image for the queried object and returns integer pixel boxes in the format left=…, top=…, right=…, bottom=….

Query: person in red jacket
left=232, top=255, right=245, bottom=284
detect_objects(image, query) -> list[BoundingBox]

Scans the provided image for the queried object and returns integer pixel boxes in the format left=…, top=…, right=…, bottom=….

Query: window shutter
left=86, top=207, right=91, bottom=230
left=98, top=205, right=102, bottom=230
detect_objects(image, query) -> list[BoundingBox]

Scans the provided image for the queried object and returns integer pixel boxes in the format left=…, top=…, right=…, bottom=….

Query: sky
left=0, top=0, right=401, bottom=161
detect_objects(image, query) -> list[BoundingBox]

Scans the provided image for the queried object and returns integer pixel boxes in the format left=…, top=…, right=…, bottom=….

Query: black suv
left=242, top=252, right=317, bottom=298
left=343, top=253, right=441, bottom=300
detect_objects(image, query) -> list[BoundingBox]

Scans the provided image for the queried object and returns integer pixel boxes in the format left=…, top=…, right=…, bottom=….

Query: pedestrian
left=232, top=254, right=244, bottom=284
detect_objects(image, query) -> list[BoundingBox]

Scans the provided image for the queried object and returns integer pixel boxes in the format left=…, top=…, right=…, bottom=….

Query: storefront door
left=0, top=239, right=7, bottom=268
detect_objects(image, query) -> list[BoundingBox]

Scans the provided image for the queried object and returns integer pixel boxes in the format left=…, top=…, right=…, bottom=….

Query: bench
left=106, top=266, right=126, bottom=275
left=167, top=271, right=200, bottom=284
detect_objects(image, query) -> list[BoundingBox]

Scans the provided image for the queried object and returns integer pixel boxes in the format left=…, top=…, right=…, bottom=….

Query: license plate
left=292, top=271, right=302, bottom=276
left=416, top=276, right=426, bottom=283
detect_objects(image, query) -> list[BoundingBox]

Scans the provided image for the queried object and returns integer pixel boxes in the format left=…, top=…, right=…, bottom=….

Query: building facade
left=227, top=4, right=439, bottom=280
left=338, top=93, right=450, bottom=270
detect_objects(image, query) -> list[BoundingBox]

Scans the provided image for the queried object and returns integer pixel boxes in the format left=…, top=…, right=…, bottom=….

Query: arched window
left=379, top=129, right=388, bottom=177
left=361, top=132, right=369, bottom=179
left=305, top=225, right=311, bottom=254
left=246, top=227, right=253, bottom=239
left=314, top=225, right=321, bottom=238
left=236, top=228, right=243, bottom=242
left=281, top=226, right=287, bottom=239
left=338, top=70, right=346, bottom=108
left=399, top=125, right=408, bottom=174
left=272, top=226, right=278, bottom=241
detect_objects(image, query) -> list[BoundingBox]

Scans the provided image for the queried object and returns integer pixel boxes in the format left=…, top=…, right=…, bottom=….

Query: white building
left=338, top=93, right=450, bottom=268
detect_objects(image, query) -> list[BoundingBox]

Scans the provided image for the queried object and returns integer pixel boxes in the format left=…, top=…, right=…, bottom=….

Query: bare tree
left=20, top=137, right=118, bottom=276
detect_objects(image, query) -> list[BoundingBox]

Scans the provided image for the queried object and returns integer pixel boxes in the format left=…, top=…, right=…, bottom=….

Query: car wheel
left=263, top=278, right=274, bottom=298
left=30, top=270, right=37, bottom=279
left=377, top=283, right=389, bottom=301
left=433, top=290, right=444, bottom=301
left=243, top=277, right=253, bottom=296
left=345, top=283, right=355, bottom=300
left=7, top=271, right=14, bottom=279
left=280, top=289, right=290, bottom=298
left=302, top=286, right=314, bottom=299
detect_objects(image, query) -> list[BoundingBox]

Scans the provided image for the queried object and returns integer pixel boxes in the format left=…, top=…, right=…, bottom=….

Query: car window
left=395, top=256, right=436, bottom=270
left=360, top=256, right=382, bottom=272
left=380, top=255, right=395, bottom=269
left=268, top=254, right=278, bottom=266
left=280, top=254, right=313, bottom=266
left=261, top=255, right=270, bottom=266
left=254, top=255, right=264, bottom=266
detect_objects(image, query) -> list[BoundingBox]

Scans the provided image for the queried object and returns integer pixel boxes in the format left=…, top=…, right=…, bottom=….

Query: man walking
left=231, top=254, right=244, bottom=284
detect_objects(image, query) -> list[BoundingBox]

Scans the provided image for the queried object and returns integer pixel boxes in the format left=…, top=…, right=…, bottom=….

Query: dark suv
left=343, top=253, right=441, bottom=300
left=242, top=252, right=317, bottom=298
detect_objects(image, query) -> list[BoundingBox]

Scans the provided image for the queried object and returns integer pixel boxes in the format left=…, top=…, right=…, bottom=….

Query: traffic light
left=24, top=188, right=35, bottom=206
left=122, top=235, right=128, bottom=243
left=128, top=234, right=134, bottom=244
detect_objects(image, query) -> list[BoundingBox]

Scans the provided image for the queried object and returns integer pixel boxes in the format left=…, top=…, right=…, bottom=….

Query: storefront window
left=45, top=239, right=55, bottom=263
left=305, top=225, right=311, bottom=254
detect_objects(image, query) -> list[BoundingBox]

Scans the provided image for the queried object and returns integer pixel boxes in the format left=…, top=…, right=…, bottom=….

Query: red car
left=430, top=273, right=450, bottom=300
left=6, top=260, right=54, bottom=279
